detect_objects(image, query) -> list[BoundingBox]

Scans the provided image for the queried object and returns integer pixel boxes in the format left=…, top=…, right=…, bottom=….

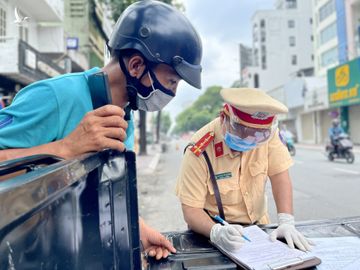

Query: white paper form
left=225, top=226, right=311, bottom=270
left=308, top=237, right=360, bottom=270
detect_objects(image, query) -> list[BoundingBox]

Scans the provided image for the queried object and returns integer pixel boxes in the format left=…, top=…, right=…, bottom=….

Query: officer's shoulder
left=188, top=119, right=218, bottom=157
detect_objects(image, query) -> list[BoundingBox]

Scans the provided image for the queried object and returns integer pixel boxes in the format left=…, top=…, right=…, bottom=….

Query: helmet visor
left=172, top=56, right=202, bottom=89
left=221, top=111, right=278, bottom=146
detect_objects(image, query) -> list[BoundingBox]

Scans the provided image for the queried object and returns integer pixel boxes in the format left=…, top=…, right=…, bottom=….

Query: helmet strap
left=118, top=56, right=149, bottom=111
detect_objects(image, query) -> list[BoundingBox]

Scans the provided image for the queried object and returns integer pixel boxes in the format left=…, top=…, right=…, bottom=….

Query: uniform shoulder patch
left=190, top=131, right=215, bottom=157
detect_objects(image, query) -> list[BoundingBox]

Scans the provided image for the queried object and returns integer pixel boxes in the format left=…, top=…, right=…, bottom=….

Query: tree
left=159, top=111, right=172, bottom=134
left=139, top=110, right=147, bottom=155
left=173, top=86, right=223, bottom=134
left=152, top=111, right=172, bottom=143
left=102, top=0, right=178, bottom=21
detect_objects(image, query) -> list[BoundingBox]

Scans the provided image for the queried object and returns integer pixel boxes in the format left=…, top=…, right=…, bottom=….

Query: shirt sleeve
left=0, top=82, right=59, bottom=149
left=175, top=147, right=209, bottom=209
left=267, top=129, right=294, bottom=176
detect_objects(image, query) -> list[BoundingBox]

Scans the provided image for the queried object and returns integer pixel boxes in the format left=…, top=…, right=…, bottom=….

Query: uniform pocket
left=207, top=177, right=242, bottom=205
left=249, top=161, right=267, bottom=177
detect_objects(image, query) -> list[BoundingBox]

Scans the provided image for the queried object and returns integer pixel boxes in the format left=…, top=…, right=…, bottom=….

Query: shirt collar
left=213, top=117, right=240, bottom=158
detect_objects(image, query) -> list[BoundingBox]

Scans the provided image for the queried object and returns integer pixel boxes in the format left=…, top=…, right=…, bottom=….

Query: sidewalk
left=136, top=143, right=163, bottom=175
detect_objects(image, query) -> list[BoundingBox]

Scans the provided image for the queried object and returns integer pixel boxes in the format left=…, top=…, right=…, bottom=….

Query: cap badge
left=251, top=112, right=270, bottom=120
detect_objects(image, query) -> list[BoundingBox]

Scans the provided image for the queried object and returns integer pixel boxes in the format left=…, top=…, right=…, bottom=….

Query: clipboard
left=211, top=225, right=321, bottom=270
left=214, top=244, right=321, bottom=270
left=266, top=256, right=321, bottom=270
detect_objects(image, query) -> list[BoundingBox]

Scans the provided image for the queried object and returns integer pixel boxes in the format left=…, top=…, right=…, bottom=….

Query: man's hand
left=59, top=105, right=128, bottom=158
left=210, top=223, right=245, bottom=252
left=139, top=218, right=176, bottom=260
left=270, top=213, right=313, bottom=251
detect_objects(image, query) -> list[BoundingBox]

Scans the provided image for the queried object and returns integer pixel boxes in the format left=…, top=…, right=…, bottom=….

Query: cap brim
left=174, top=60, right=202, bottom=89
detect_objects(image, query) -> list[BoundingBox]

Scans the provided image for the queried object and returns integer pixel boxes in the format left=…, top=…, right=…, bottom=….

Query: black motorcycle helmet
left=108, top=0, right=202, bottom=89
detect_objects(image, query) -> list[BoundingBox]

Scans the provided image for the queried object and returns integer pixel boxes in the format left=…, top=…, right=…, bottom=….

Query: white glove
left=270, top=213, right=313, bottom=251
left=210, top=223, right=245, bottom=252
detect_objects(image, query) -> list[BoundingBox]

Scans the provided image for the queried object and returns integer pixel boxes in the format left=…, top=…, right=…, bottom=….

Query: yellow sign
left=328, top=57, right=360, bottom=107
left=330, top=84, right=359, bottom=102
left=335, top=64, right=350, bottom=87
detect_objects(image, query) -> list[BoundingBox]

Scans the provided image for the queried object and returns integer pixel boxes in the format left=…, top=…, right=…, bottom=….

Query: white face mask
left=137, top=88, right=174, bottom=111
left=137, top=72, right=175, bottom=112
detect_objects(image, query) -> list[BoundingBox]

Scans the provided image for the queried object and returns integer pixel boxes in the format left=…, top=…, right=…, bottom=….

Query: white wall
left=250, top=0, right=314, bottom=91
left=38, top=26, right=64, bottom=53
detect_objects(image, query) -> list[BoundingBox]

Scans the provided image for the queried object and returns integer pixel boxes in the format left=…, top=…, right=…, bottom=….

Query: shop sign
left=66, top=37, right=79, bottom=50
left=327, top=57, right=360, bottom=107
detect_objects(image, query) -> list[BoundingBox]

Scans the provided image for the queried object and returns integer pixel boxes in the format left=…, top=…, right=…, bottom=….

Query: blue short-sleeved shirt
left=0, top=67, right=134, bottom=151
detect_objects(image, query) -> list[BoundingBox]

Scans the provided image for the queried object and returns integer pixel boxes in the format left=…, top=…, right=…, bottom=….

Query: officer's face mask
left=119, top=57, right=175, bottom=111
left=221, top=113, right=277, bottom=152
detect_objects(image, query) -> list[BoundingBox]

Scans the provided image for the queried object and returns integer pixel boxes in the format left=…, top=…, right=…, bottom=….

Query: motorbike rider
left=328, top=118, right=344, bottom=154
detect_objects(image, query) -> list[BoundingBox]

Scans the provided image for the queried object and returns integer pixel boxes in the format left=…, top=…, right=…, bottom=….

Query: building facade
left=307, top=0, right=360, bottom=144
left=0, top=0, right=113, bottom=106
left=244, top=0, right=314, bottom=90
left=242, top=0, right=360, bottom=145
left=0, top=0, right=67, bottom=104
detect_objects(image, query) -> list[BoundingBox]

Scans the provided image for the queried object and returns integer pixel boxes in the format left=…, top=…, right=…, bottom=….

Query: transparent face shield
left=221, top=107, right=278, bottom=151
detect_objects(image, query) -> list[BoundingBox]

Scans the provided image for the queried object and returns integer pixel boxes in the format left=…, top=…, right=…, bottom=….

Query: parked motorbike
left=326, top=133, right=355, bottom=164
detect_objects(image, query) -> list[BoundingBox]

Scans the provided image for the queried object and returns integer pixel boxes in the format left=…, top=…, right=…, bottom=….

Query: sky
left=163, top=0, right=274, bottom=121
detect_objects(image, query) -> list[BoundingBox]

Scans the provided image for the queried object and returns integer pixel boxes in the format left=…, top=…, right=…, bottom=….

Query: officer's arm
left=269, top=169, right=293, bottom=214
left=182, top=204, right=215, bottom=237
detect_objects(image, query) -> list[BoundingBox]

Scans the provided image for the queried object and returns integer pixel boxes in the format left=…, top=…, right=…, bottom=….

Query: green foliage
left=173, top=86, right=223, bottom=134
left=160, top=112, right=172, bottom=134
left=102, top=0, right=176, bottom=21
left=152, top=111, right=172, bottom=134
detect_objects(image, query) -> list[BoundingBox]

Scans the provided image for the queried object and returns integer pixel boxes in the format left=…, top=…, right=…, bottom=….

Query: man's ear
left=127, top=55, right=146, bottom=78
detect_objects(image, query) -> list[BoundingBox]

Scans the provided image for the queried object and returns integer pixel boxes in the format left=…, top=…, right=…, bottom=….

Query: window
left=291, top=55, right=297, bottom=65
left=0, top=5, right=6, bottom=42
left=70, top=0, right=86, bottom=18
left=319, top=0, right=335, bottom=23
left=261, top=55, right=267, bottom=70
left=260, top=19, right=266, bottom=28
left=260, top=31, right=266, bottom=42
left=254, top=74, right=259, bottom=88
left=289, top=36, right=296, bottom=47
left=320, top=22, right=337, bottom=45
left=286, top=0, right=297, bottom=9
left=288, top=20, right=295, bottom=28
left=321, top=47, right=338, bottom=67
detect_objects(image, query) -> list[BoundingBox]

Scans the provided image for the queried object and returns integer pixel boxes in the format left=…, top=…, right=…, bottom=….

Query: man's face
left=141, top=63, right=181, bottom=95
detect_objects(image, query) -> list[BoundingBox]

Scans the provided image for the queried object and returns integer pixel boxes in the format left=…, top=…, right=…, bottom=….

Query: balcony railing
left=0, top=37, right=66, bottom=84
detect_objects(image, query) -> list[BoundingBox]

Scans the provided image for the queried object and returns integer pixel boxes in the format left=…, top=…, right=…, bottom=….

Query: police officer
left=0, top=0, right=202, bottom=259
left=176, top=88, right=312, bottom=252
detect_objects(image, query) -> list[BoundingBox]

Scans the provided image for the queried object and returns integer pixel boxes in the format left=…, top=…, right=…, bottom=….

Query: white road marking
left=334, top=168, right=360, bottom=175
